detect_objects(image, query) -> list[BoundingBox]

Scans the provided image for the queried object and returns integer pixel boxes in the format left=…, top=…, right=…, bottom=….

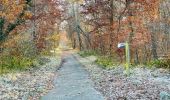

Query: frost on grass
left=0, top=57, right=61, bottom=100
left=76, top=54, right=170, bottom=100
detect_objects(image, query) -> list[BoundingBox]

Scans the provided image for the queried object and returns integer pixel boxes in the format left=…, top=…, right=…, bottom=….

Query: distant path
left=41, top=52, right=104, bottom=100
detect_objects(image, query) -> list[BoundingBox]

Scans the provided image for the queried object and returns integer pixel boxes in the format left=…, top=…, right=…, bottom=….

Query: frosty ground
left=76, top=54, right=170, bottom=100
left=0, top=51, right=170, bottom=100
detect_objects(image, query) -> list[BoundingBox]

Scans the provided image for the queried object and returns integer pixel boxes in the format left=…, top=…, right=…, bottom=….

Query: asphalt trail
left=42, top=53, right=104, bottom=100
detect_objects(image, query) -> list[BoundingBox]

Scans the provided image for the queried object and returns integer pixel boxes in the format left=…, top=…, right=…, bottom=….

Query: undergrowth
left=79, top=50, right=170, bottom=70
left=79, top=50, right=115, bottom=69
left=78, top=50, right=98, bottom=57
left=0, top=55, right=36, bottom=74
left=147, top=59, right=170, bottom=69
left=0, top=41, right=50, bottom=74
left=95, top=56, right=115, bottom=69
left=0, top=55, right=51, bottom=74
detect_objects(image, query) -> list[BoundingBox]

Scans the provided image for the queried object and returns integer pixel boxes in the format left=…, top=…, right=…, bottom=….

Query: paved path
left=41, top=54, right=105, bottom=100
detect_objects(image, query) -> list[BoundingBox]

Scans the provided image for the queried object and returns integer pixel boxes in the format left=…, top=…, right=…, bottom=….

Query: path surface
left=41, top=53, right=105, bottom=100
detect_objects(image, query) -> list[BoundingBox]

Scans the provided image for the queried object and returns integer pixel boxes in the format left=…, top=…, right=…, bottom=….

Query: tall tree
left=0, top=0, right=32, bottom=43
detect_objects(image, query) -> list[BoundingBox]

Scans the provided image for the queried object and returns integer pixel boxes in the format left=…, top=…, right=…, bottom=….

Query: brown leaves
left=24, top=11, right=33, bottom=19
left=30, top=0, right=63, bottom=51
left=1, top=0, right=25, bottom=20
left=76, top=0, right=163, bottom=53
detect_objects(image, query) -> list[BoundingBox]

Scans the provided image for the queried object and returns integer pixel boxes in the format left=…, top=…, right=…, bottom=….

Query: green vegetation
left=147, top=59, right=170, bottom=69
left=0, top=54, right=51, bottom=74
left=95, top=57, right=114, bottom=69
left=79, top=50, right=170, bottom=70
left=0, top=56, right=35, bottom=73
left=78, top=50, right=98, bottom=57
left=0, top=40, right=48, bottom=74
left=79, top=50, right=116, bottom=69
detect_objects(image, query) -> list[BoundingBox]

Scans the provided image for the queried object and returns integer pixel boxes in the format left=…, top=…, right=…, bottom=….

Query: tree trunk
left=109, top=0, right=114, bottom=55
left=134, top=48, right=139, bottom=64
left=151, top=31, right=158, bottom=60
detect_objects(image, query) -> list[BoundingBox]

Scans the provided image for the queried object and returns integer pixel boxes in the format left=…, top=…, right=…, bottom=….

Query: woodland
left=67, top=0, right=170, bottom=67
left=0, top=0, right=169, bottom=73
left=0, top=0, right=170, bottom=99
left=1, top=0, right=170, bottom=73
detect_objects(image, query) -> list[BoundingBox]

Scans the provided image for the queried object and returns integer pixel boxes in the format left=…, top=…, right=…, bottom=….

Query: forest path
left=41, top=51, right=105, bottom=100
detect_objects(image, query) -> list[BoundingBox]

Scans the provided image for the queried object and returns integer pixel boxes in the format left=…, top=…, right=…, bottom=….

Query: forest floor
left=0, top=51, right=61, bottom=100
left=75, top=54, right=170, bottom=100
left=0, top=50, right=170, bottom=100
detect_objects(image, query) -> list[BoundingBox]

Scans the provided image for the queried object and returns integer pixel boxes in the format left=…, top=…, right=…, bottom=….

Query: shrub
left=148, top=59, right=170, bottom=69
left=17, top=41, right=37, bottom=58
left=78, top=50, right=98, bottom=57
left=0, top=55, right=35, bottom=74
left=95, top=57, right=114, bottom=69
left=0, top=40, right=39, bottom=74
left=40, top=49, right=52, bottom=56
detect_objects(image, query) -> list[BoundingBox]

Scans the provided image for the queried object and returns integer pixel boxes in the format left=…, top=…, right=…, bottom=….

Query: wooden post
left=125, top=41, right=130, bottom=76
